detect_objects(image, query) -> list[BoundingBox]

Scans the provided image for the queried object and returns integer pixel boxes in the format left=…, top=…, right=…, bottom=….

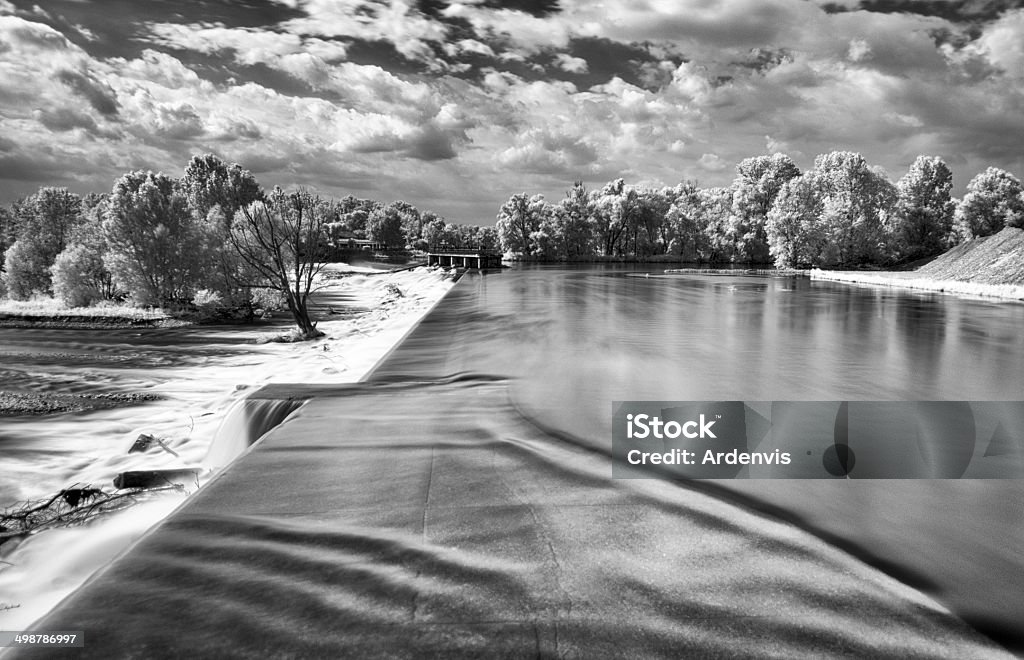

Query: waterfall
left=202, top=398, right=306, bottom=470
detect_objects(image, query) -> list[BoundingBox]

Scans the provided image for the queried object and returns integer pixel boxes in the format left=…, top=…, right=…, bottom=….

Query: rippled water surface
left=375, top=266, right=1024, bottom=428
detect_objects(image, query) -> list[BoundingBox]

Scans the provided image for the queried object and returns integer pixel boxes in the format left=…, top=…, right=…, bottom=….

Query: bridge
left=426, top=246, right=502, bottom=269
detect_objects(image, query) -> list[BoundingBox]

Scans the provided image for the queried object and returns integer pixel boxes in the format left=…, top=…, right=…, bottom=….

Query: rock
left=128, top=433, right=157, bottom=454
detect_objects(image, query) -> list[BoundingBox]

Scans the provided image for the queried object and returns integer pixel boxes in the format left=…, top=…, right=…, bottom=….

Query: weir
left=201, top=396, right=307, bottom=470
left=14, top=269, right=1024, bottom=658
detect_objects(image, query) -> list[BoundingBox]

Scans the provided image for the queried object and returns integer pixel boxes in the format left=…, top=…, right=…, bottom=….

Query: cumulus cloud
left=698, top=153, right=728, bottom=171
left=33, top=107, right=99, bottom=133
left=1, top=1, right=1024, bottom=221
left=281, top=0, right=447, bottom=64
left=967, top=8, right=1024, bottom=78
left=55, top=69, right=120, bottom=116
left=146, top=23, right=306, bottom=65
left=553, top=53, right=588, bottom=74
left=443, top=1, right=571, bottom=52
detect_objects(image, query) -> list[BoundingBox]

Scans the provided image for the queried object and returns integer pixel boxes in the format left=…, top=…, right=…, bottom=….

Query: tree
left=592, top=179, right=642, bottom=256
left=180, top=155, right=264, bottom=306
left=2, top=240, right=52, bottom=300
left=696, top=187, right=735, bottom=262
left=50, top=198, right=116, bottom=306
left=664, top=184, right=704, bottom=260
left=229, top=188, right=331, bottom=339
left=892, top=156, right=955, bottom=261
left=766, top=174, right=825, bottom=267
left=51, top=244, right=111, bottom=307
left=387, top=201, right=422, bottom=246
left=811, top=152, right=896, bottom=265
left=103, top=171, right=214, bottom=305
left=631, top=188, right=670, bottom=257
left=474, top=225, right=499, bottom=250
left=952, top=167, right=1024, bottom=241
left=496, top=193, right=546, bottom=255
left=730, top=154, right=801, bottom=263
left=408, top=211, right=443, bottom=250
left=180, top=154, right=263, bottom=224
left=0, top=206, right=15, bottom=267
left=421, top=216, right=448, bottom=249
left=556, top=181, right=595, bottom=257
left=339, top=207, right=371, bottom=237
left=366, top=206, right=406, bottom=248
left=1, top=187, right=83, bottom=296
left=529, top=203, right=559, bottom=258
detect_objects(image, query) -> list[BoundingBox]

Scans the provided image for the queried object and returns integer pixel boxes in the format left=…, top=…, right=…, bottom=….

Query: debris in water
left=113, top=469, right=199, bottom=490
left=0, top=484, right=185, bottom=547
left=127, top=433, right=181, bottom=458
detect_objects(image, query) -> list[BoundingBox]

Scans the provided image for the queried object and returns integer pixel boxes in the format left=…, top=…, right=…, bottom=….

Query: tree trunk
left=285, top=292, right=323, bottom=339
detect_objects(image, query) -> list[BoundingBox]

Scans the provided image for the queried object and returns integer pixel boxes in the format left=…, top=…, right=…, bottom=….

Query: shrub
left=250, top=286, right=286, bottom=313
left=51, top=243, right=111, bottom=307
left=2, top=240, right=50, bottom=300
left=192, top=288, right=224, bottom=316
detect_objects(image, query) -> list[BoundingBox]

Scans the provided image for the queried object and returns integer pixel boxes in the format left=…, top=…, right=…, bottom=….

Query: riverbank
left=0, top=264, right=457, bottom=628
left=812, top=227, right=1024, bottom=301
left=0, top=300, right=178, bottom=330
left=810, top=270, right=1024, bottom=300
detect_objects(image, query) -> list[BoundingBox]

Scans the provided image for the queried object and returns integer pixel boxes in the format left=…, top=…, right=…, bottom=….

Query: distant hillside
left=917, top=227, right=1024, bottom=285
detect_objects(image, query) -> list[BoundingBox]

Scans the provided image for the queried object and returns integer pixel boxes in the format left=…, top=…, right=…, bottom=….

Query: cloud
left=822, top=0, right=1024, bottom=23
left=55, top=69, right=120, bottom=116
left=281, top=0, right=448, bottom=64
left=446, top=38, right=496, bottom=58
left=553, top=53, right=587, bottom=74
left=442, top=2, right=571, bottom=52
left=968, top=8, right=1024, bottom=78
left=698, top=153, right=729, bottom=172
left=146, top=23, right=307, bottom=65
left=33, top=107, right=100, bottom=133
left=2, top=1, right=1024, bottom=223
left=0, top=14, right=70, bottom=50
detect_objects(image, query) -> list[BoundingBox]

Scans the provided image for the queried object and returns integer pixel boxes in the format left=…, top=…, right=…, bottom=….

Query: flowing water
left=0, top=266, right=455, bottom=627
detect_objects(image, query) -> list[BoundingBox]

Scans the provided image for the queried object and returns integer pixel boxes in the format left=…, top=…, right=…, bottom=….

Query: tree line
left=0, top=154, right=485, bottom=338
left=494, top=152, right=1024, bottom=267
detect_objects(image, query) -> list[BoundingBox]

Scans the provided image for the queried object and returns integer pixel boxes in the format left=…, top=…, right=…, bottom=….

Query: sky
left=1, top=0, right=1023, bottom=224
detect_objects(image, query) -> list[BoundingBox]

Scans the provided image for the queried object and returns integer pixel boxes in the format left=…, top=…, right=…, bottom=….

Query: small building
left=427, top=246, right=502, bottom=269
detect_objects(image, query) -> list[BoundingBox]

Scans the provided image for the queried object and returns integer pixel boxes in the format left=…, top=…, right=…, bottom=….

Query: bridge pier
left=427, top=249, right=499, bottom=270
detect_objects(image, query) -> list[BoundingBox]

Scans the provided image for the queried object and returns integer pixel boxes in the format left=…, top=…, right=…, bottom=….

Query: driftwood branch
left=0, top=484, right=185, bottom=547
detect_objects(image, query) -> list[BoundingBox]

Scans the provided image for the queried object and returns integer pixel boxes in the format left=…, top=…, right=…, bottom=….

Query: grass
left=810, top=270, right=1024, bottom=301
left=0, top=297, right=172, bottom=322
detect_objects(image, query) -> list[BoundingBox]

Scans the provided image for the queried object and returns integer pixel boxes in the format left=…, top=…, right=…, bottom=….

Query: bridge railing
left=426, top=246, right=497, bottom=254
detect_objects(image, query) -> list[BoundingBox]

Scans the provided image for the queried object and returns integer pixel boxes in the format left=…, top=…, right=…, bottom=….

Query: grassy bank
left=916, top=227, right=1024, bottom=285
left=0, top=300, right=179, bottom=329
left=812, top=227, right=1024, bottom=301
left=810, top=270, right=1024, bottom=300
